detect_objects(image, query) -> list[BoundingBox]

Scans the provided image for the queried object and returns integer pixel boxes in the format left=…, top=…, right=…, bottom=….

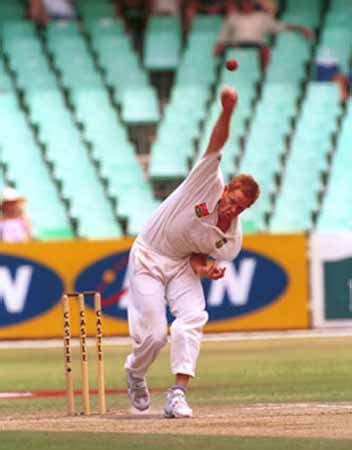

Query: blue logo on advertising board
left=0, top=254, right=64, bottom=327
left=202, top=249, right=288, bottom=321
left=75, top=249, right=288, bottom=322
left=75, top=252, right=130, bottom=320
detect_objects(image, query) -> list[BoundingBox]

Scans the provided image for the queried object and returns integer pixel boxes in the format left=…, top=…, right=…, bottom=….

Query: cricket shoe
left=126, top=370, right=150, bottom=411
left=164, top=388, right=193, bottom=418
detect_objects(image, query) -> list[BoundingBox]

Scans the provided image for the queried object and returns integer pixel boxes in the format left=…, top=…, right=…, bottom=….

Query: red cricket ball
left=226, top=59, right=239, bottom=71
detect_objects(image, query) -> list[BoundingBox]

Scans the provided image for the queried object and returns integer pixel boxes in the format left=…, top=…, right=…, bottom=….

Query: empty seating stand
left=2, top=28, right=57, bottom=92
left=143, top=15, right=182, bottom=72
left=270, top=82, right=342, bottom=233
left=282, top=0, right=323, bottom=28
left=46, top=32, right=103, bottom=92
left=0, top=92, right=73, bottom=240
left=25, top=88, right=123, bottom=239
left=200, top=49, right=260, bottom=189
left=148, top=16, right=222, bottom=197
left=0, top=58, right=12, bottom=91
left=88, top=20, right=160, bottom=153
left=143, top=15, right=182, bottom=99
left=266, top=33, right=312, bottom=84
left=75, top=0, right=117, bottom=20
left=239, top=83, right=299, bottom=233
left=317, top=99, right=352, bottom=231
left=70, top=86, right=158, bottom=234
left=0, top=1, right=24, bottom=22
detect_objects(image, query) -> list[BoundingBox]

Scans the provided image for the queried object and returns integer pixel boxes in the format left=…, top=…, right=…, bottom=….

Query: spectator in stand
left=184, top=0, right=229, bottom=32
left=0, top=187, right=32, bottom=242
left=148, top=0, right=183, bottom=15
left=214, top=0, right=312, bottom=71
left=254, top=0, right=277, bottom=16
left=29, top=0, right=76, bottom=26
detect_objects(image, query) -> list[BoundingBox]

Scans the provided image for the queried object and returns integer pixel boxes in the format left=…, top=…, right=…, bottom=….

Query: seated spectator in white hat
left=0, top=187, right=33, bottom=242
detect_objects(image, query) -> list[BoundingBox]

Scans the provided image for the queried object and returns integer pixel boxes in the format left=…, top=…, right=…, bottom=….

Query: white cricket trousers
left=124, top=239, right=209, bottom=379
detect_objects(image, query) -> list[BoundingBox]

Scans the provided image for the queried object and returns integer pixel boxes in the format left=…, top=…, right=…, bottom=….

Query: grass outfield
left=1, top=432, right=352, bottom=450
left=1, top=336, right=352, bottom=448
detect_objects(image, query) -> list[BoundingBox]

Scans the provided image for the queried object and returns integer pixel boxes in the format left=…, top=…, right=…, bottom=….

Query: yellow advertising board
left=0, top=233, right=309, bottom=339
left=0, top=239, right=133, bottom=339
left=205, top=233, right=309, bottom=332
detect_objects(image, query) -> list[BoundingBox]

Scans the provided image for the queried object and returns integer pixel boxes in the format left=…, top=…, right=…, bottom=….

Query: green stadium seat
left=176, top=63, right=216, bottom=86
left=47, top=35, right=89, bottom=61
left=71, top=88, right=111, bottom=118
left=46, top=20, right=81, bottom=37
left=241, top=196, right=270, bottom=233
left=110, top=62, right=150, bottom=101
left=1, top=20, right=35, bottom=39
left=46, top=34, right=103, bottom=90
left=329, top=0, right=352, bottom=13
left=149, top=143, right=189, bottom=180
left=68, top=85, right=155, bottom=237
left=92, top=33, right=131, bottom=57
left=0, top=167, right=5, bottom=193
left=222, top=49, right=261, bottom=83
left=0, top=2, right=24, bottom=21
left=144, top=30, right=181, bottom=71
left=0, top=62, right=13, bottom=91
left=46, top=139, right=123, bottom=239
left=285, top=0, right=322, bottom=15
left=316, top=100, right=352, bottom=231
left=269, top=79, right=342, bottom=233
left=281, top=11, right=321, bottom=28
left=274, top=34, right=311, bottom=62
left=77, top=2, right=116, bottom=19
left=3, top=36, right=43, bottom=65
left=147, top=15, right=181, bottom=32
left=324, top=10, right=352, bottom=28
left=91, top=31, right=153, bottom=105
left=219, top=139, right=241, bottom=181
left=143, top=16, right=181, bottom=71
left=318, top=28, right=352, bottom=72
left=191, top=14, right=223, bottom=32
left=176, top=29, right=217, bottom=87
left=84, top=17, right=125, bottom=37
left=121, top=87, right=160, bottom=124
left=126, top=198, right=160, bottom=236
left=25, top=89, right=67, bottom=124
left=16, top=70, right=57, bottom=91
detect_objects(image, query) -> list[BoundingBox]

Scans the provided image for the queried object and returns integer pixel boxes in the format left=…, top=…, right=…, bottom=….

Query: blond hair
left=228, top=174, right=260, bottom=205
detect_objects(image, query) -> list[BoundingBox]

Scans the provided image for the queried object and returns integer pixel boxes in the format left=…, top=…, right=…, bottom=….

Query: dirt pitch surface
left=1, top=403, right=352, bottom=439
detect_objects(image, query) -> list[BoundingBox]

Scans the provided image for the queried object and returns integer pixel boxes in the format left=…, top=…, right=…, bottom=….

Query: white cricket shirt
left=140, top=153, right=242, bottom=261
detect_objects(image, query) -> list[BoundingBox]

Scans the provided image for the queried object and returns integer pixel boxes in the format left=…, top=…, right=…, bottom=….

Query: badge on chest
left=195, top=202, right=209, bottom=218
left=215, top=238, right=228, bottom=249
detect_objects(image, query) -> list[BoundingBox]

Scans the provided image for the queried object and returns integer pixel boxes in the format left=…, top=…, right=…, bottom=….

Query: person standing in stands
left=124, top=85, right=260, bottom=418
left=148, top=0, right=183, bottom=15
left=0, top=187, right=32, bottom=242
left=214, top=0, right=312, bottom=70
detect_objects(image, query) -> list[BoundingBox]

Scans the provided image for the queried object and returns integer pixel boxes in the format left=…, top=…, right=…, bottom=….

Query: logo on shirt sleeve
left=195, top=203, right=209, bottom=218
left=215, top=238, right=228, bottom=249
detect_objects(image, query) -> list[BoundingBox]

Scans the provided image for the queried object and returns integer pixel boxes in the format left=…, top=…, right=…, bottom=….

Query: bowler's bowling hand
left=197, top=260, right=226, bottom=280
